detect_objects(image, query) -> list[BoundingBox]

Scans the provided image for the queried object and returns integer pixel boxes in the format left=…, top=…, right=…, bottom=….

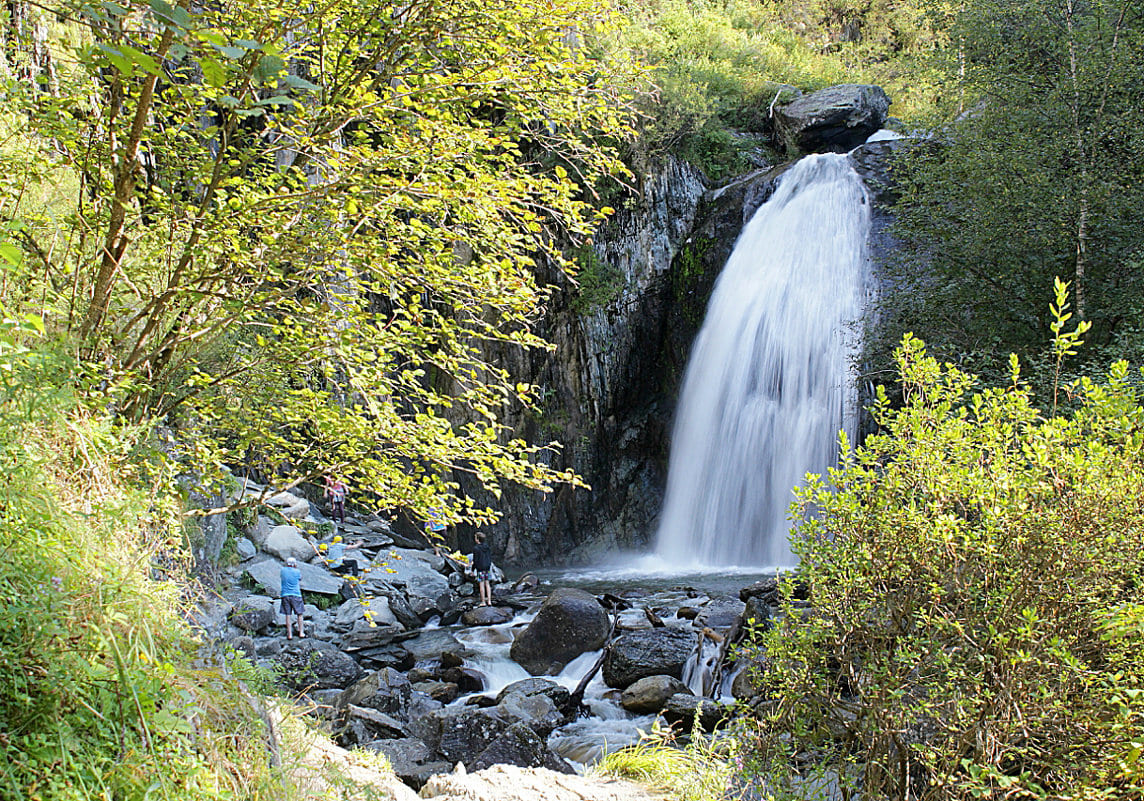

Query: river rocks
left=333, top=596, right=400, bottom=630
left=461, top=605, right=514, bottom=626
left=263, top=523, right=313, bottom=561
left=620, top=675, right=690, bottom=714
left=338, top=705, right=409, bottom=745
left=697, top=596, right=746, bottom=629
left=362, top=548, right=449, bottom=604
left=230, top=596, right=275, bottom=631
left=497, top=689, right=566, bottom=737
left=363, top=738, right=449, bottom=791
left=470, top=722, right=575, bottom=774
left=510, top=588, right=609, bottom=675
left=603, top=628, right=695, bottom=688
left=496, top=678, right=571, bottom=710
left=276, top=639, right=365, bottom=690
left=337, top=668, right=412, bottom=718
left=661, top=693, right=728, bottom=732
left=774, top=84, right=891, bottom=154
left=411, top=708, right=512, bottom=765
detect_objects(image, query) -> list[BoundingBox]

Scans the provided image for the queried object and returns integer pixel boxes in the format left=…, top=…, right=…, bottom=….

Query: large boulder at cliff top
left=620, top=675, right=691, bottom=714
left=602, top=628, right=694, bottom=688
left=275, top=639, right=365, bottom=691
left=509, top=588, right=609, bottom=675
left=774, top=84, right=890, bottom=154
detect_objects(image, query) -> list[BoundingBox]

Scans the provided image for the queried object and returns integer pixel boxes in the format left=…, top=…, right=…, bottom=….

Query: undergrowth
left=596, top=720, right=738, bottom=801
left=0, top=322, right=380, bottom=799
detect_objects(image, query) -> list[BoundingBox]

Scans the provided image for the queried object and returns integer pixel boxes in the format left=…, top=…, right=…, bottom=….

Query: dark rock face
left=774, top=84, right=891, bottom=154
left=602, top=628, right=695, bottom=688
left=470, top=722, right=575, bottom=774
left=509, top=588, right=608, bottom=675
left=337, top=668, right=413, bottom=718
left=410, top=708, right=511, bottom=765
left=620, top=675, right=691, bottom=714
left=275, top=639, right=365, bottom=690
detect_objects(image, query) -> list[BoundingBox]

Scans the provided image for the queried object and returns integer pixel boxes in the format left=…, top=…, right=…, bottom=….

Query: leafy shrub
left=743, top=329, right=1144, bottom=800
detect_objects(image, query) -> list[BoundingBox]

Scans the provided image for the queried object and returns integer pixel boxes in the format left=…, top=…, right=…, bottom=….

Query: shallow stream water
left=442, top=565, right=775, bottom=768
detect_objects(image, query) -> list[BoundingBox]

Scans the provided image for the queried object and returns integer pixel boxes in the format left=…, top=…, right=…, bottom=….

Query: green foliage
left=608, top=0, right=944, bottom=177
left=571, top=246, right=626, bottom=313
left=0, top=347, right=285, bottom=800
left=742, top=332, right=1144, bottom=800
left=1, top=0, right=642, bottom=532
left=884, top=0, right=1144, bottom=389
left=596, top=721, right=737, bottom=801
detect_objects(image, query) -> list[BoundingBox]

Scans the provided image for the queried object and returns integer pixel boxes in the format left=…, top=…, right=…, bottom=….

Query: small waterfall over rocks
left=655, top=153, right=872, bottom=569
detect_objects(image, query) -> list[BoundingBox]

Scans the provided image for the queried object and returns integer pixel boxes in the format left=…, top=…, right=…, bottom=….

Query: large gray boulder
left=509, top=588, right=609, bottom=675
left=774, top=84, right=890, bottom=154
left=496, top=690, right=566, bottom=737
left=602, top=628, right=694, bottom=688
left=408, top=708, right=511, bottom=765
left=361, top=548, right=449, bottom=605
left=263, top=524, right=313, bottom=561
left=620, top=675, right=691, bottom=714
left=230, top=596, right=275, bottom=632
left=274, top=639, right=365, bottom=691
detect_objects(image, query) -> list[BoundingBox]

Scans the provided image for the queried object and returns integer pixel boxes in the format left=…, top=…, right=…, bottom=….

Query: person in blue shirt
left=279, top=557, right=305, bottom=639
left=318, top=534, right=365, bottom=576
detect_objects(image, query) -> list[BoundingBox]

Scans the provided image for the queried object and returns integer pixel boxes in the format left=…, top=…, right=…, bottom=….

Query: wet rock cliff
left=471, top=142, right=901, bottom=568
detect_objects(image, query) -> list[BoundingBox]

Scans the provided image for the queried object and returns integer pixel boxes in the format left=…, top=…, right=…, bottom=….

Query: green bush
left=743, top=329, right=1144, bottom=800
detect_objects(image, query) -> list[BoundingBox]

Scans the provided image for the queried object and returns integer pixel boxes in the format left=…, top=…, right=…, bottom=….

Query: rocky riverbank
left=194, top=482, right=782, bottom=793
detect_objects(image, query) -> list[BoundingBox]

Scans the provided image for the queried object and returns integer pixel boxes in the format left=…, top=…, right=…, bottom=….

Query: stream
left=429, top=565, right=774, bottom=768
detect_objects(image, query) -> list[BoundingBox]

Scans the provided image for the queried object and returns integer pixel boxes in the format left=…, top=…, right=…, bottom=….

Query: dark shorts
left=280, top=595, right=304, bottom=615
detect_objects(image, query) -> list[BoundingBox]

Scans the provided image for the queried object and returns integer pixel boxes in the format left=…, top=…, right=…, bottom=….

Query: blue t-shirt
left=280, top=565, right=302, bottom=597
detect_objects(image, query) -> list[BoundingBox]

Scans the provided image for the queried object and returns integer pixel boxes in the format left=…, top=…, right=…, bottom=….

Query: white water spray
left=655, top=153, right=871, bottom=569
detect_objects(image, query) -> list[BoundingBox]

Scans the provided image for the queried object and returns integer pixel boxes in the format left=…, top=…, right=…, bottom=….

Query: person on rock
left=471, top=531, right=494, bottom=607
left=324, top=476, right=347, bottom=524
left=279, top=557, right=305, bottom=640
left=319, top=534, right=365, bottom=577
left=424, top=506, right=447, bottom=555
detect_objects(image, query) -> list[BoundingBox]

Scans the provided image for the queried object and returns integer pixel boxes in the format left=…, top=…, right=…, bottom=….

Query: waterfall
left=655, top=153, right=871, bottom=569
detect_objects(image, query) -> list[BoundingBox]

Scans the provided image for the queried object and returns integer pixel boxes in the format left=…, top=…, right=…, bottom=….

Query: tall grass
left=0, top=331, right=286, bottom=800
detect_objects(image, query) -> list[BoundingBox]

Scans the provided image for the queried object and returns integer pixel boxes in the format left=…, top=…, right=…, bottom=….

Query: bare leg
left=286, top=615, right=294, bottom=640
left=297, top=615, right=306, bottom=638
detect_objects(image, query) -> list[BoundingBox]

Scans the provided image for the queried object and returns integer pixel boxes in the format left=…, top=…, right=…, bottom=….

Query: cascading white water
left=655, top=153, right=871, bottom=569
